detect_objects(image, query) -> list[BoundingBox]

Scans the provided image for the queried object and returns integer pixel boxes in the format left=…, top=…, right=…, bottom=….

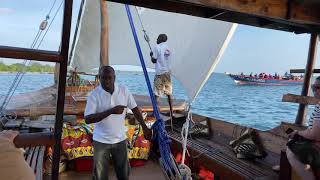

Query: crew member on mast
left=150, top=34, right=174, bottom=117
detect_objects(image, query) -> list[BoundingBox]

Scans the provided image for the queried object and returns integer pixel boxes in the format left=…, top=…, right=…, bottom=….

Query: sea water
left=0, top=72, right=308, bottom=130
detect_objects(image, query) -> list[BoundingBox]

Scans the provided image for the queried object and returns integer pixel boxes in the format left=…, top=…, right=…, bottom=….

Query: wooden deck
left=45, top=159, right=165, bottom=180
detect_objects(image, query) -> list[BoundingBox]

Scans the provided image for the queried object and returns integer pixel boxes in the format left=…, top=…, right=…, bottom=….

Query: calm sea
left=0, top=72, right=308, bottom=130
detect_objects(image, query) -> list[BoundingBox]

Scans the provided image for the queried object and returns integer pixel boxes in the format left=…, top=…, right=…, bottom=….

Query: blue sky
left=0, top=0, right=319, bottom=74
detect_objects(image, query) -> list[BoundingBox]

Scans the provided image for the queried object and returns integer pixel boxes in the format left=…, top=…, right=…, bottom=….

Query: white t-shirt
left=152, top=42, right=171, bottom=75
left=84, top=84, right=137, bottom=144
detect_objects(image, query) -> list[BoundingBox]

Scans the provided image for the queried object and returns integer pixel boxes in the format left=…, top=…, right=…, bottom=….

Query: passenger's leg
left=287, top=147, right=315, bottom=180
left=167, top=95, right=174, bottom=117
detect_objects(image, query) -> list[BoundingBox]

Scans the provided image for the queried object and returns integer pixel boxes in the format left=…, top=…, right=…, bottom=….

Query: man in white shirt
left=84, top=66, right=151, bottom=180
left=150, top=34, right=174, bottom=117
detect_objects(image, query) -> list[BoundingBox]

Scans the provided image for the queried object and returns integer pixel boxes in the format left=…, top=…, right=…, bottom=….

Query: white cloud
left=0, top=8, right=13, bottom=15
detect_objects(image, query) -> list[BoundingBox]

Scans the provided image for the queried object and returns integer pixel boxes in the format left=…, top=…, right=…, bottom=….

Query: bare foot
left=305, top=164, right=311, bottom=171
left=272, top=165, right=280, bottom=171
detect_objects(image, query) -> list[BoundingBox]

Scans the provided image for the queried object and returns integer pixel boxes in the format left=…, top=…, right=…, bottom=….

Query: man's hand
left=288, top=130, right=299, bottom=139
left=150, top=52, right=157, bottom=63
left=142, top=127, right=152, bottom=141
left=111, top=105, right=126, bottom=114
left=131, top=107, right=152, bottom=140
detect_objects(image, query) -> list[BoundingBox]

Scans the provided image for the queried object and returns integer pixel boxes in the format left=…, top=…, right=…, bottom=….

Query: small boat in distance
left=227, top=73, right=304, bottom=86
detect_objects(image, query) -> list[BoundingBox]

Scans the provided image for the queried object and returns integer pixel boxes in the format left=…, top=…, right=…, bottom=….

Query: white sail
left=69, top=0, right=237, bottom=101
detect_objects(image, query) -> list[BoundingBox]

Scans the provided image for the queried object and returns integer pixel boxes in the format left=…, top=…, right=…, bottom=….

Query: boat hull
left=6, top=87, right=292, bottom=180
left=229, top=75, right=303, bottom=86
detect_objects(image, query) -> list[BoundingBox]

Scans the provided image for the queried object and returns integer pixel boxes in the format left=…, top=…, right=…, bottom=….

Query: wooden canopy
left=108, top=0, right=320, bottom=34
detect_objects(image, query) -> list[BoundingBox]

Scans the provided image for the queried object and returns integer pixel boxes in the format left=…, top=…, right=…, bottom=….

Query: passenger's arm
left=298, top=120, right=320, bottom=141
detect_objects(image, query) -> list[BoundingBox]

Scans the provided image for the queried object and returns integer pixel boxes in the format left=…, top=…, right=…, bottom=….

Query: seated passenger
left=286, top=77, right=320, bottom=180
left=0, top=130, right=35, bottom=180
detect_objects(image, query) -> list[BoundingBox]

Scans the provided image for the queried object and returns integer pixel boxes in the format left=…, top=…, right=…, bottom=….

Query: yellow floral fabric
left=126, top=121, right=151, bottom=160
left=61, top=120, right=94, bottom=160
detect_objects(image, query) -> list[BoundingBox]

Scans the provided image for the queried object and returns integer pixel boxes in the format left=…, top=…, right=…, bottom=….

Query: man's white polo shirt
left=84, top=84, right=137, bottom=144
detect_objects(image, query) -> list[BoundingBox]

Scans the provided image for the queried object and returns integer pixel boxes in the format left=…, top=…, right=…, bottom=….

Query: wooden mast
left=295, top=34, right=319, bottom=125
left=100, top=0, right=109, bottom=67
left=51, top=0, right=73, bottom=179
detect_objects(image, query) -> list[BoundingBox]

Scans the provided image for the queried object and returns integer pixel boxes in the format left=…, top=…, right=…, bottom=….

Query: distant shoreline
left=0, top=71, right=54, bottom=75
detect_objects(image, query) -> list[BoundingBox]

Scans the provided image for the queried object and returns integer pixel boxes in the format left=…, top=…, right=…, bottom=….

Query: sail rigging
left=0, top=0, right=63, bottom=113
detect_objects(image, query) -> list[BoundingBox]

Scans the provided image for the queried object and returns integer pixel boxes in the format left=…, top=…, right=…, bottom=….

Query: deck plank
left=24, top=147, right=30, bottom=159
left=49, top=159, right=165, bottom=180
left=36, top=146, right=45, bottom=180
left=31, top=146, right=40, bottom=172
left=169, top=131, right=279, bottom=179
left=26, top=147, right=35, bottom=165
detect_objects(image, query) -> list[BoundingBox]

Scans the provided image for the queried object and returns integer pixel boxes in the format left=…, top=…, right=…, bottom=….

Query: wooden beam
left=13, top=106, right=82, bottom=117
left=181, top=0, right=320, bottom=25
left=51, top=0, right=73, bottom=179
left=282, top=93, right=320, bottom=105
left=290, top=69, right=320, bottom=74
left=107, top=0, right=224, bottom=19
left=107, top=0, right=320, bottom=33
left=296, top=34, right=319, bottom=125
left=13, top=132, right=55, bottom=148
left=0, top=46, right=61, bottom=63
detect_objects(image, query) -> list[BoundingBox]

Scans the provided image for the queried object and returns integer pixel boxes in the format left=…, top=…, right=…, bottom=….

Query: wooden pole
left=282, top=93, right=320, bottom=105
left=51, top=0, right=73, bottom=179
left=295, top=34, right=319, bottom=125
left=100, top=0, right=109, bottom=66
left=54, top=63, right=60, bottom=85
left=0, top=46, right=61, bottom=62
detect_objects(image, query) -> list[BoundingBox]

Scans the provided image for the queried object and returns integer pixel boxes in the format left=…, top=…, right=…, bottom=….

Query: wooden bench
left=24, top=146, right=46, bottom=180
left=169, top=130, right=279, bottom=180
left=167, top=115, right=296, bottom=179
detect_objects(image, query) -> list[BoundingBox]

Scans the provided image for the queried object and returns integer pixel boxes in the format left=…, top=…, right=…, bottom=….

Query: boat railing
left=13, top=132, right=55, bottom=148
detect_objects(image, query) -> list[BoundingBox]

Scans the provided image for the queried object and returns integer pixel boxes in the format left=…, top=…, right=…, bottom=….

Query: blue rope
left=125, top=4, right=178, bottom=178
left=125, top=4, right=160, bottom=119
